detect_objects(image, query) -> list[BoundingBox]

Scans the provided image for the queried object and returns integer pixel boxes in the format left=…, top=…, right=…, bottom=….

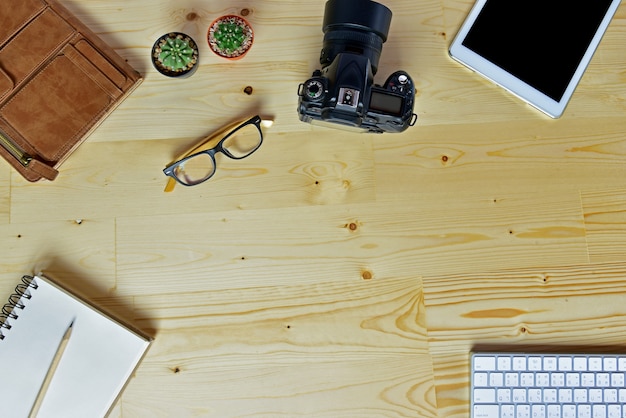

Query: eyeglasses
left=163, top=115, right=272, bottom=192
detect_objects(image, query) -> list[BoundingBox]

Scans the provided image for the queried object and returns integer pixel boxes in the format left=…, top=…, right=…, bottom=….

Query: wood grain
left=423, top=262, right=626, bottom=418
left=122, top=276, right=436, bottom=417
left=582, top=188, right=626, bottom=262
left=0, top=0, right=625, bottom=416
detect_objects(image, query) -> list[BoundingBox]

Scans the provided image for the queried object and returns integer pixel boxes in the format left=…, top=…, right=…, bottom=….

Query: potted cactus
left=207, top=15, right=254, bottom=60
left=151, top=32, right=199, bottom=77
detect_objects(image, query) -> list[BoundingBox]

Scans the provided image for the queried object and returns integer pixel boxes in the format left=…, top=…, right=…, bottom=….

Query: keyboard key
left=489, top=372, right=503, bottom=386
left=498, top=356, right=512, bottom=371
left=578, top=404, right=592, bottom=418
left=547, top=404, right=561, bottom=418
left=512, top=388, right=526, bottom=403
left=474, top=388, right=496, bottom=403
left=543, top=388, right=557, bottom=403
left=536, top=372, right=550, bottom=387
left=607, top=404, right=621, bottom=418
left=559, top=388, right=573, bottom=402
left=473, top=404, right=499, bottom=418
left=516, top=404, right=530, bottom=418
left=575, top=356, right=588, bottom=371
left=520, top=372, right=534, bottom=386
left=471, top=353, right=626, bottom=418
left=505, top=372, right=519, bottom=386
left=544, top=356, right=557, bottom=371
left=529, top=356, right=542, bottom=370
left=566, top=373, right=580, bottom=387
left=589, top=357, right=603, bottom=371
left=562, top=404, right=576, bottom=418
left=497, top=388, right=511, bottom=402
left=589, top=388, right=603, bottom=403
left=610, top=372, right=624, bottom=387
left=528, top=388, right=542, bottom=403
left=582, top=373, right=596, bottom=387
left=551, top=372, right=565, bottom=387
left=475, top=356, right=496, bottom=371
left=604, top=357, right=617, bottom=371
left=474, top=372, right=488, bottom=386
left=592, top=404, right=606, bottom=418
left=575, top=388, right=589, bottom=402
left=532, top=404, right=546, bottom=418
left=501, top=404, right=515, bottom=418
left=598, top=373, right=611, bottom=387
left=559, top=356, right=573, bottom=371
left=512, top=356, right=526, bottom=370
left=604, top=388, right=617, bottom=403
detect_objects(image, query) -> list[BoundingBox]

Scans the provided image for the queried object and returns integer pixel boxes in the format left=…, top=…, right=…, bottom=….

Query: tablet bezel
left=448, top=0, right=622, bottom=118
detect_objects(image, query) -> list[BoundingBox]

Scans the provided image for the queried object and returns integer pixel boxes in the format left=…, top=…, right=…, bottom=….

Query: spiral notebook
left=0, top=274, right=151, bottom=418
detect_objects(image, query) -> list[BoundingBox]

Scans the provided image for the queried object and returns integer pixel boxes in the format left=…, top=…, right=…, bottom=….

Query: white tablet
left=449, top=0, right=621, bottom=118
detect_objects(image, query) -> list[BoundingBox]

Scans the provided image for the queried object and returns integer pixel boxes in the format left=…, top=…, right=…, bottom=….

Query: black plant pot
left=151, top=32, right=199, bottom=78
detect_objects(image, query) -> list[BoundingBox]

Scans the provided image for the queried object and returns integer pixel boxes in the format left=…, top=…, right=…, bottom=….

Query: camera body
left=297, top=0, right=417, bottom=134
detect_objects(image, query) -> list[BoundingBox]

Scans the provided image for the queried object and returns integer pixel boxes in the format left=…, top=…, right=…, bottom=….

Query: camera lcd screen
left=448, top=0, right=620, bottom=117
left=369, top=91, right=403, bottom=116
left=461, top=0, right=613, bottom=102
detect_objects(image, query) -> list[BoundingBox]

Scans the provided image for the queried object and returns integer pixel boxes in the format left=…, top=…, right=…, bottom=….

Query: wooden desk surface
left=1, top=0, right=626, bottom=416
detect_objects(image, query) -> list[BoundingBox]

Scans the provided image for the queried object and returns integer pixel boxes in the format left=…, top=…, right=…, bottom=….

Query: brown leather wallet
left=0, top=0, right=142, bottom=181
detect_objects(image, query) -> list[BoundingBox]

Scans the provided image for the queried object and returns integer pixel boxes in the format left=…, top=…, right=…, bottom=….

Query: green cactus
left=158, top=35, right=196, bottom=71
left=214, top=22, right=246, bottom=53
left=209, top=16, right=253, bottom=58
left=151, top=33, right=199, bottom=77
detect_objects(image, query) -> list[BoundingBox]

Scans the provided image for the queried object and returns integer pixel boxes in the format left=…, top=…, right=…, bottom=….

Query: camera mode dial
left=303, top=79, right=325, bottom=101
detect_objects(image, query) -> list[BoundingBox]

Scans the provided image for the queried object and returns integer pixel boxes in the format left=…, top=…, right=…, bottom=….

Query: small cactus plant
left=151, top=32, right=199, bottom=77
left=208, top=15, right=254, bottom=60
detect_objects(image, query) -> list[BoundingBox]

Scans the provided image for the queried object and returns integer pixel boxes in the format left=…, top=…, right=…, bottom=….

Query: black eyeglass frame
left=163, top=115, right=264, bottom=187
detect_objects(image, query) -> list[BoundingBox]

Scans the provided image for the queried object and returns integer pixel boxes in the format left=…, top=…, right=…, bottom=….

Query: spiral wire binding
left=0, top=275, right=38, bottom=340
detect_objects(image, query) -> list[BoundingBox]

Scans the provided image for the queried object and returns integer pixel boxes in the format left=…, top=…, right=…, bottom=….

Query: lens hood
left=322, top=0, right=392, bottom=42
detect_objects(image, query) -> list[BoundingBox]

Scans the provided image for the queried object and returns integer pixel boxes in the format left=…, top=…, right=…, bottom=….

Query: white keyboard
left=471, top=353, right=626, bottom=418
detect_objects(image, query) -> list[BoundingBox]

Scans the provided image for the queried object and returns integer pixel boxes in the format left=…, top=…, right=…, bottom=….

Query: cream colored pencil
left=29, top=321, right=74, bottom=418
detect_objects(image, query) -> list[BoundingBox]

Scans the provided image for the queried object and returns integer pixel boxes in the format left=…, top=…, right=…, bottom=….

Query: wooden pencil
left=28, top=321, right=74, bottom=418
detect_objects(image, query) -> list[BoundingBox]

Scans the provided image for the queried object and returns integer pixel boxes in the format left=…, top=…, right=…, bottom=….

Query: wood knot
left=186, top=12, right=198, bottom=21
left=361, top=270, right=373, bottom=280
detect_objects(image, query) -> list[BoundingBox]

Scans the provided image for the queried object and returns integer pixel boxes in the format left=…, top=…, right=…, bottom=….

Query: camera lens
left=320, top=0, right=392, bottom=75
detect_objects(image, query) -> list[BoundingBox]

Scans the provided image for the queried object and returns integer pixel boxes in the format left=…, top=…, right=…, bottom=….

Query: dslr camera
left=297, top=0, right=417, bottom=134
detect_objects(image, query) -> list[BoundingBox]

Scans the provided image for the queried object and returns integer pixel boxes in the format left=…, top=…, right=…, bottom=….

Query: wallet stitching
left=0, top=3, right=46, bottom=47
left=0, top=69, right=12, bottom=102
left=75, top=39, right=128, bottom=89
left=65, top=45, right=122, bottom=99
left=8, top=11, right=75, bottom=87
left=0, top=56, right=112, bottom=161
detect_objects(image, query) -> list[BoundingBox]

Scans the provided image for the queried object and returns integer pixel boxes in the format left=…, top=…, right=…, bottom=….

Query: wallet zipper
left=0, top=129, right=32, bottom=167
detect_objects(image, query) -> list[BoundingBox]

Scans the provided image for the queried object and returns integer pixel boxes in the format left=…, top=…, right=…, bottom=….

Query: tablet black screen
left=461, top=0, right=613, bottom=101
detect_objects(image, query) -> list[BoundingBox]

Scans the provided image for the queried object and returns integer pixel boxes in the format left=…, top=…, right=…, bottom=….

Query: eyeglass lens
left=222, top=123, right=262, bottom=158
left=174, top=123, right=261, bottom=185
left=173, top=153, right=215, bottom=185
